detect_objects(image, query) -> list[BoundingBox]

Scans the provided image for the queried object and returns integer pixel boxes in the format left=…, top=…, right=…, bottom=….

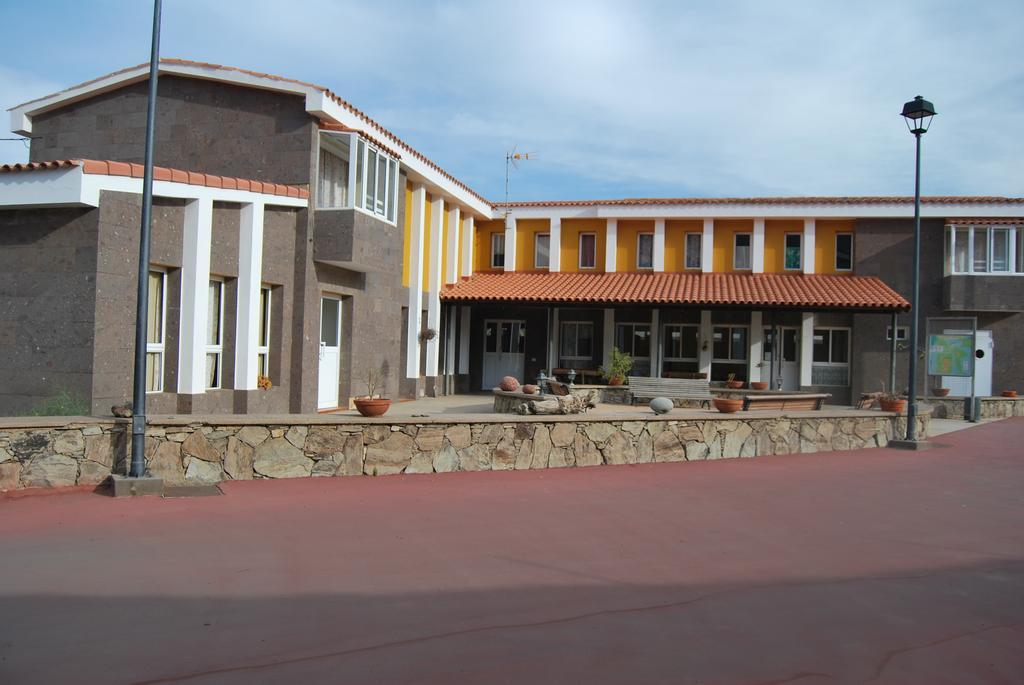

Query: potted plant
left=713, top=397, right=744, bottom=413
left=725, top=373, right=744, bottom=390
left=353, top=364, right=391, bottom=417
left=877, top=382, right=907, bottom=414
left=1003, top=390, right=1018, bottom=398
left=932, top=387, right=950, bottom=397
left=750, top=381, right=768, bottom=391
left=598, top=347, right=633, bottom=386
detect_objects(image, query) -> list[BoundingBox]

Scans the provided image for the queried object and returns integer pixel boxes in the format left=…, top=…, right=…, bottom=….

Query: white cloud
left=0, top=66, right=64, bottom=165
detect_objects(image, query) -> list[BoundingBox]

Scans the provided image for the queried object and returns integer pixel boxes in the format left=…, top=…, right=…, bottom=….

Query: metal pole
left=129, top=0, right=163, bottom=478
left=905, top=131, right=922, bottom=441
left=889, top=311, right=898, bottom=396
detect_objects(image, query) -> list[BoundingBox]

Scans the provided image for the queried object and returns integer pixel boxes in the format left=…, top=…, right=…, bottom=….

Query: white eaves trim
left=497, top=202, right=1024, bottom=221
left=9, top=61, right=491, bottom=218
left=0, top=166, right=308, bottom=209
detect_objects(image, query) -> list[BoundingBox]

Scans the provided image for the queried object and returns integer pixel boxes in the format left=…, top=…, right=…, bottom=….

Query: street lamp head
left=901, top=95, right=936, bottom=135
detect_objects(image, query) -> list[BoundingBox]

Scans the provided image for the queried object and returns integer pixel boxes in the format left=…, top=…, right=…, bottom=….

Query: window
left=579, top=233, right=597, bottom=269
left=992, top=228, right=1010, bottom=272
left=637, top=233, right=654, bottom=269
left=257, top=286, right=271, bottom=379
left=812, top=328, right=850, bottom=386
left=949, top=225, right=1021, bottom=275
left=317, top=133, right=398, bottom=221
left=973, top=229, right=988, bottom=272
left=953, top=227, right=970, bottom=272
left=560, top=321, right=594, bottom=360
left=615, top=323, right=651, bottom=359
left=535, top=233, right=550, bottom=269
left=835, top=233, right=853, bottom=271
left=713, top=326, right=748, bottom=361
left=485, top=321, right=526, bottom=354
left=733, top=233, right=752, bottom=270
left=762, top=328, right=797, bottom=362
left=664, top=324, right=698, bottom=360
left=784, top=233, right=802, bottom=270
left=317, top=134, right=349, bottom=209
left=685, top=233, right=702, bottom=269
left=145, top=270, right=166, bottom=393
left=206, top=280, right=224, bottom=389
left=491, top=233, right=505, bottom=269
left=885, top=325, right=909, bottom=341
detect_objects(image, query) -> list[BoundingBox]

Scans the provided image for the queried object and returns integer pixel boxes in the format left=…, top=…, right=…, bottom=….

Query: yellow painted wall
left=665, top=219, right=703, bottom=272
left=615, top=220, right=654, bottom=272
left=815, top=219, right=856, bottom=274
left=712, top=219, right=754, bottom=272
left=475, top=219, right=505, bottom=272
left=560, top=219, right=606, bottom=273
left=402, top=183, right=413, bottom=288
left=421, top=193, right=434, bottom=292
left=763, top=220, right=802, bottom=273
left=515, top=219, right=552, bottom=271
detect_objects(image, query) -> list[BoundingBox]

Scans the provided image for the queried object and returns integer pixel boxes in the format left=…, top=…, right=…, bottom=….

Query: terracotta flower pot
left=750, top=381, right=768, bottom=390
left=713, top=397, right=744, bottom=414
left=932, top=388, right=950, bottom=397
left=608, top=376, right=624, bottom=386
left=725, top=380, right=744, bottom=389
left=879, top=398, right=907, bottom=414
left=354, top=397, right=392, bottom=417
left=1002, top=390, right=1018, bottom=398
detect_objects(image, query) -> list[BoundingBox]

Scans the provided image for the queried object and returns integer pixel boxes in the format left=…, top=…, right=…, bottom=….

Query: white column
left=460, top=215, right=474, bottom=278
left=702, top=218, right=714, bottom=273
left=178, top=197, right=214, bottom=394
left=425, top=196, right=445, bottom=375
left=444, top=206, right=461, bottom=285
left=1009, top=227, right=1018, bottom=273
left=698, top=309, right=713, bottom=376
left=457, top=306, right=471, bottom=374
left=749, top=311, right=763, bottom=382
left=503, top=215, right=517, bottom=272
left=653, top=219, right=666, bottom=272
left=405, top=185, right=427, bottom=378
left=603, top=308, right=615, bottom=369
left=605, top=219, right=618, bottom=272
left=800, top=311, right=815, bottom=387
left=549, top=217, right=562, bottom=272
left=650, top=308, right=661, bottom=377
left=233, top=202, right=265, bottom=391
left=444, top=304, right=456, bottom=377
left=803, top=218, right=816, bottom=274
left=752, top=218, right=765, bottom=273
left=549, top=307, right=560, bottom=370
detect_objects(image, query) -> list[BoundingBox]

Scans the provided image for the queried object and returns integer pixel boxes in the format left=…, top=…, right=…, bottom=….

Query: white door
left=318, top=297, right=341, bottom=410
left=482, top=319, right=526, bottom=389
left=942, top=330, right=993, bottom=397
left=765, top=327, right=799, bottom=390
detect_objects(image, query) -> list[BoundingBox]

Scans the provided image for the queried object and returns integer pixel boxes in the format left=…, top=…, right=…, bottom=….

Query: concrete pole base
left=108, top=474, right=164, bottom=497
left=888, top=439, right=935, bottom=451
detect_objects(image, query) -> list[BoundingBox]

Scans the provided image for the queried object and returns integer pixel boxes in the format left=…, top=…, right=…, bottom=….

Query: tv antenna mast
left=504, top=146, right=535, bottom=216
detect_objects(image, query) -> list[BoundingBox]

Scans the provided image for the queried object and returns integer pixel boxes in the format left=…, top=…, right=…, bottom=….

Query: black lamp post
left=900, top=95, right=936, bottom=443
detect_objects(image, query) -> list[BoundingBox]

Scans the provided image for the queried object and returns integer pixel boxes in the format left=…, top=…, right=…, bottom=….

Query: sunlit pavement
left=2, top=419, right=1023, bottom=684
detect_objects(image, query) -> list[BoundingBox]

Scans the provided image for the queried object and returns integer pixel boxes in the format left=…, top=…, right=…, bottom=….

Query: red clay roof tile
left=495, top=196, right=1024, bottom=208
left=440, top=272, right=910, bottom=311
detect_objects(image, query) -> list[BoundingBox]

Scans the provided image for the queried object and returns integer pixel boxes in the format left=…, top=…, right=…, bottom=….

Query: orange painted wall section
left=712, top=219, right=754, bottom=272
left=515, top=219, right=552, bottom=271
left=615, top=220, right=654, bottom=272
left=665, top=219, right=703, bottom=271
left=560, top=219, right=606, bottom=273
left=815, top=219, right=856, bottom=274
left=474, top=219, right=505, bottom=272
left=763, top=220, right=802, bottom=273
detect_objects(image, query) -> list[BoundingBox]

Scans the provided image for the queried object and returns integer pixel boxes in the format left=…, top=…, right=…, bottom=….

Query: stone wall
left=0, top=410, right=929, bottom=491
left=927, top=397, right=1024, bottom=419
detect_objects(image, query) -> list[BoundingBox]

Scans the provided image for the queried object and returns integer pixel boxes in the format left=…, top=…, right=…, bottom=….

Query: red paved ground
left=2, top=419, right=1023, bottom=684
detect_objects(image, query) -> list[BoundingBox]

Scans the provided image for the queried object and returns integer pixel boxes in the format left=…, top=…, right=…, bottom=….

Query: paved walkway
left=2, top=419, right=1023, bottom=684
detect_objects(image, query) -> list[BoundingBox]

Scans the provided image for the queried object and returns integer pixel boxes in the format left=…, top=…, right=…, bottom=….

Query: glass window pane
left=835, top=233, right=853, bottom=270
left=500, top=322, right=513, bottom=353
left=485, top=321, right=498, bottom=353
left=973, top=228, right=988, bottom=272
left=364, top=149, right=377, bottom=211
left=207, top=282, right=222, bottom=346
left=146, top=352, right=161, bottom=392
left=491, top=233, right=505, bottom=268
left=375, top=155, right=387, bottom=215
left=206, top=353, right=220, bottom=389
left=730, top=328, right=747, bottom=360
left=578, top=323, right=593, bottom=357
left=387, top=160, right=397, bottom=222
left=712, top=327, right=728, bottom=359
left=320, top=299, right=339, bottom=346
left=812, top=330, right=830, bottom=363
left=259, top=288, right=271, bottom=347
left=785, top=234, right=802, bottom=270
left=580, top=234, right=596, bottom=268
left=147, top=271, right=163, bottom=344
left=354, top=140, right=365, bottom=207
left=734, top=234, right=751, bottom=269
left=615, top=324, right=628, bottom=354
left=782, top=329, right=797, bottom=362
left=516, top=322, right=526, bottom=353
left=634, top=325, right=651, bottom=358
left=992, top=229, right=1009, bottom=272
left=535, top=234, right=550, bottom=268
left=560, top=322, right=576, bottom=358
left=685, top=234, right=702, bottom=269
left=831, top=329, right=849, bottom=364
left=638, top=234, right=653, bottom=268
left=763, top=328, right=774, bottom=361
left=953, top=228, right=970, bottom=272
left=257, top=352, right=268, bottom=378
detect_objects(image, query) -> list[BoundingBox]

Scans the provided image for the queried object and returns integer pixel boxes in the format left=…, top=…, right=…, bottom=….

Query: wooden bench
left=742, top=393, right=831, bottom=411
left=627, top=376, right=714, bottom=408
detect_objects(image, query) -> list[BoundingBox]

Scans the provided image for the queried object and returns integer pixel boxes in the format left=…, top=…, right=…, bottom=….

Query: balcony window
left=685, top=233, right=702, bottom=269
left=637, top=233, right=654, bottom=269
left=733, top=233, right=752, bottom=270
left=560, top=321, right=594, bottom=360
left=835, top=233, right=853, bottom=271
left=579, top=233, right=597, bottom=269
left=490, top=233, right=505, bottom=269
left=784, top=233, right=802, bottom=270
left=949, top=225, right=1020, bottom=275
left=317, top=132, right=398, bottom=222
left=535, top=233, right=550, bottom=269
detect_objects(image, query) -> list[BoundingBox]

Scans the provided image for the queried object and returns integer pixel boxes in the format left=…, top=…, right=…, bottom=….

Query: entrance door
left=942, top=330, right=993, bottom=396
left=765, top=327, right=799, bottom=390
left=318, top=297, right=341, bottom=410
left=482, top=319, right=526, bottom=389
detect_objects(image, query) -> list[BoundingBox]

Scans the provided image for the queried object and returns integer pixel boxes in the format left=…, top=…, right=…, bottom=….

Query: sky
left=0, top=0, right=1021, bottom=202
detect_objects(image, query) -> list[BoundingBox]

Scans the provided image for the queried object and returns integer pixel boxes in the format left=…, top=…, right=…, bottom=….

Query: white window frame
left=534, top=233, right=550, bottom=269
left=949, top=224, right=1022, bottom=276
left=559, top=320, right=595, bottom=360
left=636, top=232, right=654, bottom=270
left=145, top=268, right=167, bottom=394
left=783, top=232, right=802, bottom=271
left=733, top=233, right=752, bottom=270
left=663, top=323, right=699, bottom=362
left=712, top=325, right=749, bottom=362
left=579, top=232, right=597, bottom=270
left=257, top=285, right=271, bottom=380
left=885, top=325, right=909, bottom=342
left=316, top=132, right=399, bottom=226
left=490, top=232, right=506, bottom=269
left=811, top=327, right=851, bottom=386
left=615, top=322, right=652, bottom=360
left=684, top=232, right=702, bottom=270
left=206, top=278, right=225, bottom=390
left=835, top=232, right=854, bottom=271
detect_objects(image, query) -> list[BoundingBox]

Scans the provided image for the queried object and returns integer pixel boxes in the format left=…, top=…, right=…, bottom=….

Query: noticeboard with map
left=927, top=334, right=974, bottom=377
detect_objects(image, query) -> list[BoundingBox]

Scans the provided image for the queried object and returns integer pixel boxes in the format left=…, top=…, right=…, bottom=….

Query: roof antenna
left=504, top=146, right=535, bottom=216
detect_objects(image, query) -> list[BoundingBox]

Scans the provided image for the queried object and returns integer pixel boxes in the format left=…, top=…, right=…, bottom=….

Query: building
left=1, top=60, right=1021, bottom=415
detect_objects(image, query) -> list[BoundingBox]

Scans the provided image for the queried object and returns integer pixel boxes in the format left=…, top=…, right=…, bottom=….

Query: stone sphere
left=499, top=376, right=521, bottom=392
left=649, top=397, right=673, bottom=415
left=521, top=384, right=539, bottom=395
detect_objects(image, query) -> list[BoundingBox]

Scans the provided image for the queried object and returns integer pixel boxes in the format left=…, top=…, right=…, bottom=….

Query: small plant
left=598, top=347, right=633, bottom=384
left=29, top=389, right=91, bottom=417
left=257, top=375, right=273, bottom=390
left=418, top=328, right=437, bottom=343
left=727, top=372, right=736, bottom=382
left=361, top=364, right=389, bottom=399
